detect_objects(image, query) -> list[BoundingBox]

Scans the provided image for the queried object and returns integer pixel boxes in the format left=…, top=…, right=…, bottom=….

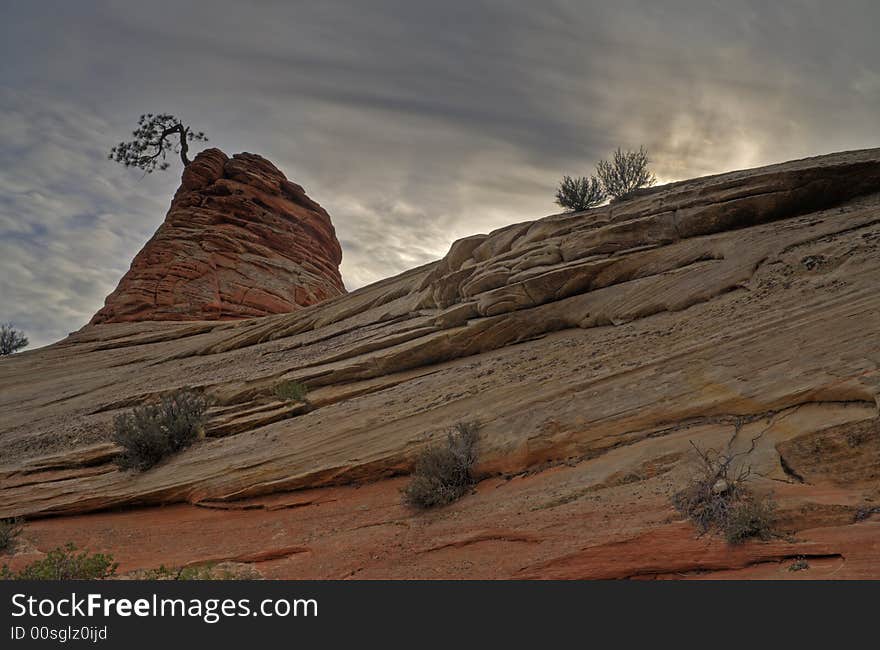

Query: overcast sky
left=2, top=1, right=879, bottom=347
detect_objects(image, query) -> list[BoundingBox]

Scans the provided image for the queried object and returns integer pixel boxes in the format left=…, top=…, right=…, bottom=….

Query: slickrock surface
left=90, top=149, right=345, bottom=323
left=2, top=148, right=879, bottom=578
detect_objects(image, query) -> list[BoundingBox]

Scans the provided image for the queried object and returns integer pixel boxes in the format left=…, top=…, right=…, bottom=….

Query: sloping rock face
left=2, top=148, right=880, bottom=579
left=90, top=149, right=345, bottom=324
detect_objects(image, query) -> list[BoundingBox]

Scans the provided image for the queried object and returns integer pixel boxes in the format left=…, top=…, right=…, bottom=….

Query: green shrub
left=555, top=175, right=606, bottom=211
left=0, top=518, right=23, bottom=553
left=112, top=388, right=208, bottom=471
left=555, top=146, right=656, bottom=210
left=131, top=562, right=260, bottom=580
left=403, top=421, right=479, bottom=509
left=274, top=380, right=309, bottom=402
left=177, top=563, right=260, bottom=580
left=595, top=146, right=656, bottom=199
left=2, top=543, right=116, bottom=580
left=673, top=442, right=776, bottom=545
left=128, top=564, right=178, bottom=580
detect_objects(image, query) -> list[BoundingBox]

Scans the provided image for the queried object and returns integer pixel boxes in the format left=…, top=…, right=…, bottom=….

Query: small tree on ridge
left=109, top=113, right=208, bottom=173
left=0, top=323, right=28, bottom=356
left=555, top=175, right=606, bottom=212
left=596, top=146, right=656, bottom=199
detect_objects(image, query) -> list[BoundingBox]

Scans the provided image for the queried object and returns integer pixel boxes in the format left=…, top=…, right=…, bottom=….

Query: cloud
left=1, top=1, right=879, bottom=348
left=0, top=89, right=176, bottom=346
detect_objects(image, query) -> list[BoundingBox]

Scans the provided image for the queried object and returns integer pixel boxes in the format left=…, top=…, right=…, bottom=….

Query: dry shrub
left=724, top=496, right=776, bottom=544
left=673, top=441, right=776, bottom=544
left=403, top=422, right=479, bottom=509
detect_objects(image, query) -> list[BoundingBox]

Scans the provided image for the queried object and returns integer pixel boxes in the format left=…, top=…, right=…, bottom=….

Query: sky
left=2, top=1, right=879, bottom=348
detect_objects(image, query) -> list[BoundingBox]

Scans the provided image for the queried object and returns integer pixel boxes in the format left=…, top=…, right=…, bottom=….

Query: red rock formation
left=4, top=148, right=880, bottom=579
left=90, top=149, right=345, bottom=324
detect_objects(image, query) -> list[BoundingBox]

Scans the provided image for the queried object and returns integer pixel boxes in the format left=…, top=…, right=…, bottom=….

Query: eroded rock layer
left=2, top=148, right=879, bottom=578
left=90, top=149, right=345, bottom=323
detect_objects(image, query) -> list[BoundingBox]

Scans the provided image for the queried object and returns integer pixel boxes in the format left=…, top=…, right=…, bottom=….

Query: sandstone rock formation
left=2, top=148, right=879, bottom=578
left=90, top=149, right=345, bottom=324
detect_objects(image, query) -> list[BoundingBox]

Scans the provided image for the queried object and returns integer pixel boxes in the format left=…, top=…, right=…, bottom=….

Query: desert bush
left=178, top=563, right=261, bottom=580
left=0, top=323, right=28, bottom=355
left=0, top=518, right=23, bottom=553
left=112, top=388, right=208, bottom=471
left=853, top=506, right=880, bottom=522
left=131, top=562, right=260, bottom=580
left=1, top=543, right=116, bottom=580
left=555, top=175, right=606, bottom=211
left=724, top=496, right=776, bottom=544
left=596, top=147, right=656, bottom=199
left=275, top=380, right=309, bottom=402
left=673, top=441, right=776, bottom=544
left=403, top=421, right=479, bottom=509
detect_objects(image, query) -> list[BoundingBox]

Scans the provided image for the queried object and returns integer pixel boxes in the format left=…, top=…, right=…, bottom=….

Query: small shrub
left=845, top=428, right=872, bottom=447
left=555, top=175, right=606, bottom=211
left=177, top=563, right=261, bottom=580
left=723, top=496, right=776, bottom=544
left=0, top=323, right=28, bottom=355
left=673, top=441, right=776, bottom=545
left=131, top=562, right=260, bottom=580
left=2, top=543, right=116, bottom=580
left=403, top=421, right=479, bottom=509
left=854, top=506, right=880, bottom=522
left=0, top=518, right=23, bottom=553
left=274, top=380, right=309, bottom=402
left=129, top=564, right=178, bottom=580
left=112, top=388, right=208, bottom=471
left=788, top=556, right=809, bottom=572
left=596, top=146, right=656, bottom=199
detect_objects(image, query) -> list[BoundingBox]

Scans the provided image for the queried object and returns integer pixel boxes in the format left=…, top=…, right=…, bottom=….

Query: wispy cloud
left=0, top=90, right=176, bottom=346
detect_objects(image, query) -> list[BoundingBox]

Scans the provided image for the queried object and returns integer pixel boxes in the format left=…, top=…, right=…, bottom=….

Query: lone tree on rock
left=0, top=323, right=28, bottom=355
left=109, top=113, right=208, bottom=173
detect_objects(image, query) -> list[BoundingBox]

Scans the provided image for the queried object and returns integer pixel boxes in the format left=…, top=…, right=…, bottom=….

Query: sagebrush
left=112, top=388, right=208, bottom=471
left=555, top=175, right=606, bottom=211
left=403, top=421, right=479, bottom=509
left=130, top=562, right=261, bottom=580
left=596, top=146, right=656, bottom=199
left=275, top=380, right=309, bottom=402
left=723, top=496, right=776, bottom=544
